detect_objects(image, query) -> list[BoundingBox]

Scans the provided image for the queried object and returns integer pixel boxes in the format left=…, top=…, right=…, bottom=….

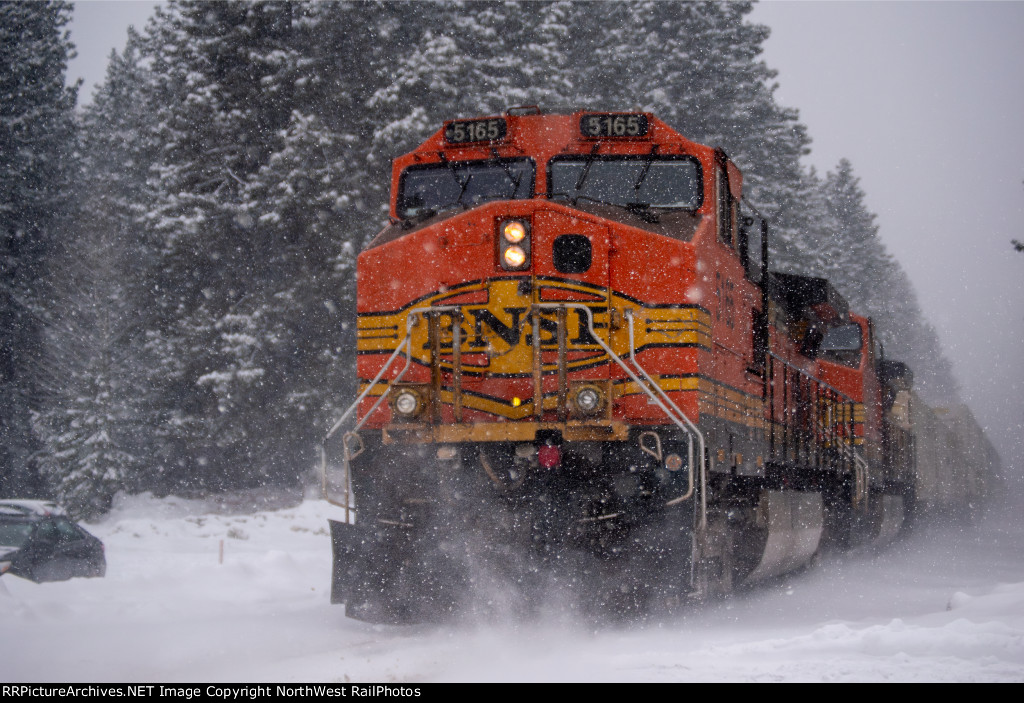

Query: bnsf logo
left=358, top=279, right=612, bottom=376
left=436, top=305, right=605, bottom=350
left=419, top=279, right=609, bottom=375
left=357, top=278, right=709, bottom=377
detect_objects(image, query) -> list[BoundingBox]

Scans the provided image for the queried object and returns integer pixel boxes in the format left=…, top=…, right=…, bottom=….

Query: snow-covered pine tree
left=33, top=360, right=138, bottom=519
left=140, top=0, right=301, bottom=490
left=812, top=159, right=882, bottom=298
left=33, top=30, right=163, bottom=517
left=0, top=0, right=78, bottom=497
left=367, top=1, right=577, bottom=184
left=563, top=1, right=810, bottom=250
left=810, top=159, right=961, bottom=403
left=768, top=166, right=830, bottom=276
left=294, top=0, right=421, bottom=238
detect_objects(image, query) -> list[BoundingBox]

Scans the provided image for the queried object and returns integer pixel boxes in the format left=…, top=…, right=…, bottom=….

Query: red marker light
left=538, top=444, right=561, bottom=469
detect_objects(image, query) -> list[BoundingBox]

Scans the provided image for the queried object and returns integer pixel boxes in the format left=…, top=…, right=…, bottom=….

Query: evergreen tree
left=369, top=1, right=575, bottom=147
left=807, top=159, right=960, bottom=403
left=137, top=1, right=376, bottom=489
left=811, top=159, right=882, bottom=296
left=137, top=0, right=302, bottom=490
left=33, top=30, right=159, bottom=516
left=563, top=2, right=811, bottom=250
left=0, top=0, right=78, bottom=497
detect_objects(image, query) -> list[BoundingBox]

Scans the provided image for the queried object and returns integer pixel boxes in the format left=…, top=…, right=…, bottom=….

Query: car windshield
left=397, top=158, right=534, bottom=218
left=549, top=155, right=702, bottom=209
left=0, top=522, right=32, bottom=547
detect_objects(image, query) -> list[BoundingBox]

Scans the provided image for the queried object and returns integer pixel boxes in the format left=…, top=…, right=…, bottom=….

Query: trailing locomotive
left=321, top=108, right=994, bottom=623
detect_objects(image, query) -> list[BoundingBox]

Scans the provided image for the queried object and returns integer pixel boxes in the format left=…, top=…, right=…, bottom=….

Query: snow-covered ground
left=2, top=488, right=1023, bottom=682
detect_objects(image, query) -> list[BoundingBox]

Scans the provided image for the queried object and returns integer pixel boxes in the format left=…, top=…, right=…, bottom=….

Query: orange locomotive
left=323, top=108, right=911, bottom=622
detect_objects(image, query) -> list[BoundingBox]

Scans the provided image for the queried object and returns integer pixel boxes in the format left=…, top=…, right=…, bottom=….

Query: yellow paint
left=357, top=277, right=711, bottom=377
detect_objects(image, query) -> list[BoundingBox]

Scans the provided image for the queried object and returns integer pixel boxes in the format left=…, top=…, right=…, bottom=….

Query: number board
left=579, top=113, right=649, bottom=138
left=444, top=118, right=507, bottom=144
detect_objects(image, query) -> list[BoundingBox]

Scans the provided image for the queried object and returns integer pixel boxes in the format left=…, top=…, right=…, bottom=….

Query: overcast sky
left=66, top=0, right=1024, bottom=475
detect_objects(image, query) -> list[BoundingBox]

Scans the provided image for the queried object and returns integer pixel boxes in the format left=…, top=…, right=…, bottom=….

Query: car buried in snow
left=0, top=500, right=106, bottom=582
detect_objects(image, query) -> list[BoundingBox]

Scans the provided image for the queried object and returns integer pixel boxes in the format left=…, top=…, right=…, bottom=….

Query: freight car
left=907, top=399, right=996, bottom=524
left=321, top=108, right=994, bottom=623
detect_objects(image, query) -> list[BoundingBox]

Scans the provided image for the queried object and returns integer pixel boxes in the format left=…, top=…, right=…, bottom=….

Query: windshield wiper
left=554, top=194, right=663, bottom=224
left=573, top=141, right=602, bottom=195
left=632, top=144, right=659, bottom=193
left=455, top=173, right=474, bottom=207
left=435, top=151, right=474, bottom=210
left=490, top=148, right=523, bottom=197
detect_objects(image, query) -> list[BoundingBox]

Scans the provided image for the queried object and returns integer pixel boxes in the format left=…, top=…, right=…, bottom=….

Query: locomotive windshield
left=549, top=155, right=702, bottom=209
left=818, top=323, right=863, bottom=367
left=397, top=158, right=535, bottom=219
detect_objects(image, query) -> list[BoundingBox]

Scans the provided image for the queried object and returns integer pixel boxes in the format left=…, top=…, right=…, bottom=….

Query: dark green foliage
left=32, top=30, right=158, bottom=518
left=138, top=1, right=309, bottom=490
left=0, top=1, right=78, bottom=497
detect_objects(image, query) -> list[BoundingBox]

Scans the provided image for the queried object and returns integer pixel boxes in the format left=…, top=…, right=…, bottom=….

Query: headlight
left=498, top=219, right=530, bottom=270
left=393, top=389, right=422, bottom=418
left=503, top=221, right=527, bottom=243
left=503, top=245, right=527, bottom=268
left=572, top=384, right=604, bottom=417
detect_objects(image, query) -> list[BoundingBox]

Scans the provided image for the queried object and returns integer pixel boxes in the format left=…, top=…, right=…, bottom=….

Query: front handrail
left=532, top=303, right=706, bottom=526
left=319, top=315, right=415, bottom=514
left=320, top=305, right=463, bottom=512
left=623, top=309, right=704, bottom=513
left=324, top=304, right=466, bottom=442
